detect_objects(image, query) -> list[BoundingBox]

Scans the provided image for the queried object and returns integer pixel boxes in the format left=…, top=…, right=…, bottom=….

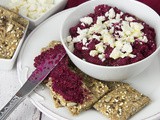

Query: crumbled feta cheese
left=102, top=33, right=115, bottom=48
left=68, top=42, right=74, bottom=52
left=105, top=12, right=109, bottom=17
left=80, top=17, right=93, bottom=25
left=89, top=24, right=105, bottom=34
left=77, top=27, right=88, bottom=36
left=92, top=34, right=101, bottom=41
left=130, top=22, right=144, bottom=31
left=116, top=14, right=121, bottom=20
left=115, top=40, right=123, bottom=50
left=141, top=36, right=148, bottom=43
left=81, top=23, right=85, bottom=27
left=82, top=38, right=87, bottom=45
left=121, top=43, right=133, bottom=53
left=97, top=16, right=105, bottom=24
left=89, top=50, right=98, bottom=57
left=108, top=8, right=115, bottom=19
left=66, top=36, right=72, bottom=42
left=129, top=54, right=136, bottom=58
left=95, top=43, right=105, bottom=53
left=82, top=47, right=88, bottom=50
left=125, top=16, right=135, bottom=22
left=9, top=0, right=55, bottom=20
left=132, top=31, right=143, bottom=38
left=120, top=12, right=124, bottom=16
left=121, top=21, right=133, bottom=35
left=98, top=54, right=105, bottom=61
left=109, top=27, right=114, bottom=34
left=110, top=48, right=122, bottom=59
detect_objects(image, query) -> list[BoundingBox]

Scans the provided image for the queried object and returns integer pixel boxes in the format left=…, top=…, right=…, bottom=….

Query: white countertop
left=0, top=67, right=52, bottom=120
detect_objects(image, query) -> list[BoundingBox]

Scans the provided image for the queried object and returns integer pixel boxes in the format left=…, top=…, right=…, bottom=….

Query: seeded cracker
left=93, top=84, right=150, bottom=120
left=105, top=81, right=129, bottom=92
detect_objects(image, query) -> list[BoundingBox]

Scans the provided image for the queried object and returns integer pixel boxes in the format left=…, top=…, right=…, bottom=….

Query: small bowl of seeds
left=0, top=6, right=29, bottom=70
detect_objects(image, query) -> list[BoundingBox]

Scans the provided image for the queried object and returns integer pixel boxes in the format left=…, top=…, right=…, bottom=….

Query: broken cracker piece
left=93, top=84, right=150, bottom=120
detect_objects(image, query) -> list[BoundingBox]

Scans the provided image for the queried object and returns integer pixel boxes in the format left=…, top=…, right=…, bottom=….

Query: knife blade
left=0, top=49, right=66, bottom=120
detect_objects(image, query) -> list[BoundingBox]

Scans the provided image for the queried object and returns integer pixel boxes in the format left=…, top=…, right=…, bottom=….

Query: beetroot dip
left=67, top=4, right=156, bottom=66
left=34, top=44, right=86, bottom=104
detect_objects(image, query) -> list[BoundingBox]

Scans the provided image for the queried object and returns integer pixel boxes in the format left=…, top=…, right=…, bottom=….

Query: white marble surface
left=0, top=67, right=52, bottom=120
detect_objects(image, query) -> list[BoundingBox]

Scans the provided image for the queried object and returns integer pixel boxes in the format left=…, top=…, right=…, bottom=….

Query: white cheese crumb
left=110, top=48, right=122, bottom=59
left=130, top=22, right=144, bottom=31
left=121, top=43, right=133, bottom=53
left=66, top=7, right=146, bottom=60
left=95, top=43, right=105, bottom=53
left=129, top=54, right=136, bottom=58
left=92, top=34, right=101, bottom=41
left=89, top=50, right=98, bottom=57
left=125, top=16, right=135, bottom=22
left=141, top=36, right=148, bottom=43
left=82, top=47, right=88, bottom=50
left=115, top=40, right=123, bottom=50
left=121, top=21, right=133, bottom=35
left=116, top=14, right=121, bottom=20
left=109, top=27, right=114, bottom=34
left=108, top=8, right=115, bottom=19
left=68, top=42, right=74, bottom=52
left=97, top=16, right=106, bottom=24
left=9, top=0, right=55, bottom=20
left=66, top=36, right=72, bottom=42
left=82, top=38, right=87, bottom=45
left=80, top=17, right=93, bottom=25
left=98, top=54, right=105, bottom=61
left=81, top=23, right=85, bottom=27
left=102, top=33, right=115, bottom=48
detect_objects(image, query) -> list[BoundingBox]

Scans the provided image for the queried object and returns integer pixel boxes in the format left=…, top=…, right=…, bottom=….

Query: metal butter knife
left=0, top=51, right=66, bottom=120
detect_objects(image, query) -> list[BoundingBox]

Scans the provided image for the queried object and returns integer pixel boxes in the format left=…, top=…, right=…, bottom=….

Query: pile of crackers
left=0, top=6, right=29, bottom=59
left=43, top=41, right=150, bottom=120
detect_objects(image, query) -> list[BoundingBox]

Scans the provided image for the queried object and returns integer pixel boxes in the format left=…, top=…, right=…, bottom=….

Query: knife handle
left=0, top=95, right=25, bottom=120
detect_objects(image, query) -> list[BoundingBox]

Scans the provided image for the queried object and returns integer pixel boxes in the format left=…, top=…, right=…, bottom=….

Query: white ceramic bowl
left=1, top=0, right=67, bottom=29
left=60, top=0, right=160, bottom=81
left=26, top=0, right=67, bottom=29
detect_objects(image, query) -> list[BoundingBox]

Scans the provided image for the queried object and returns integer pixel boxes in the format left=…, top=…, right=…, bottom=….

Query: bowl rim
left=60, top=0, right=160, bottom=69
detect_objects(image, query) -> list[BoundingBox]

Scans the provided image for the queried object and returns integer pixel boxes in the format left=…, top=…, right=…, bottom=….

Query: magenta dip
left=67, top=4, right=156, bottom=66
left=34, top=44, right=86, bottom=104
